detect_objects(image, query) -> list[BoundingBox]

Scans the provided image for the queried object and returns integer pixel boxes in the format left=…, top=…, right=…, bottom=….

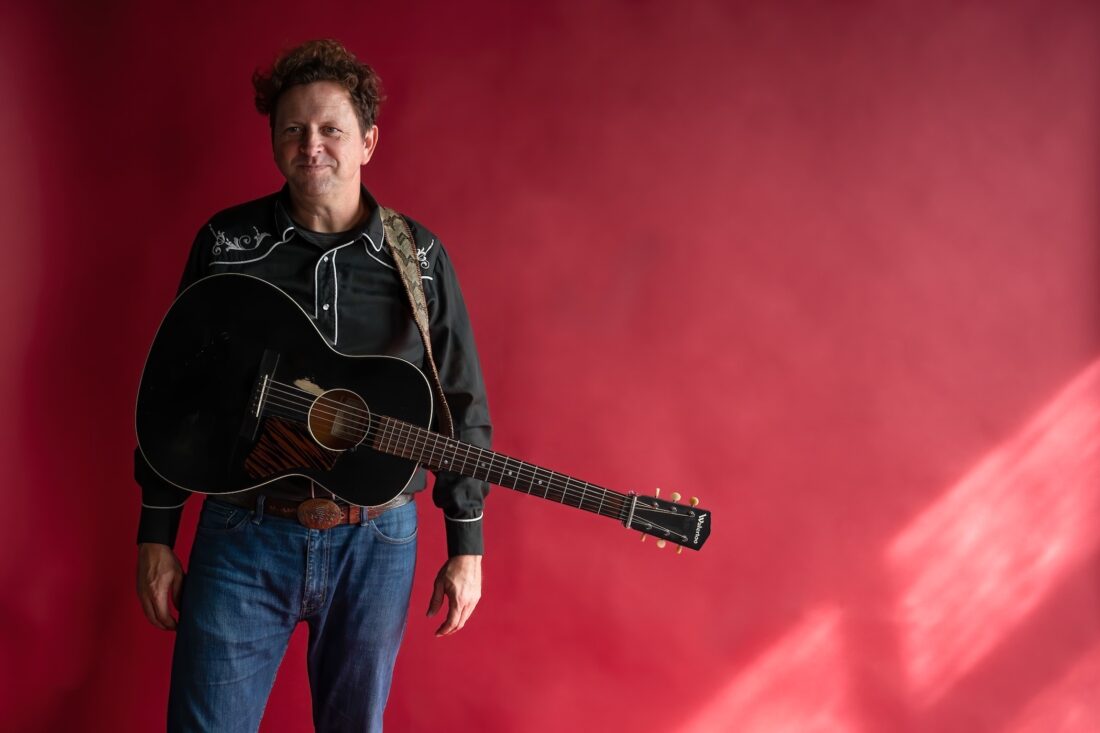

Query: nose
left=299, top=128, right=324, bottom=155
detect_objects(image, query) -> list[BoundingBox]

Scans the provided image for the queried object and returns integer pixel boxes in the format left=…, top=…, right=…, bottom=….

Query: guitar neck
left=371, top=415, right=632, bottom=522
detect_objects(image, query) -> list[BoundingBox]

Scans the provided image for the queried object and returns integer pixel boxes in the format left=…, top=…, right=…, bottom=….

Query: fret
left=452, top=440, right=469, bottom=474
left=500, top=457, right=518, bottom=489
left=437, top=436, right=454, bottom=472
left=373, top=416, right=389, bottom=452
left=489, top=454, right=506, bottom=486
left=369, top=416, right=631, bottom=520
left=472, top=446, right=492, bottom=482
left=547, top=474, right=563, bottom=503
left=423, top=430, right=440, bottom=469
left=528, top=465, right=544, bottom=496
left=438, top=435, right=452, bottom=471
left=398, top=422, right=413, bottom=459
left=392, top=421, right=405, bottom=458
left=389, top=416, right=402, bottom=451
left=460, top=441, right=475, bottom=476
left=387, top=419, right=400, bottom=456
left=418, top=428, right=432, bottom=464
left=558, top=476, right=575, bottom=505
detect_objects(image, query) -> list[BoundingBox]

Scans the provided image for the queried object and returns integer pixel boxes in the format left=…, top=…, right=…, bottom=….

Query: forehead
left=275, top=81, right=357, bottom=121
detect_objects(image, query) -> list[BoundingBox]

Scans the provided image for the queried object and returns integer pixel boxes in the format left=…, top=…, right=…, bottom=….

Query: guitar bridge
left=241, top=349, right=281, bottom=441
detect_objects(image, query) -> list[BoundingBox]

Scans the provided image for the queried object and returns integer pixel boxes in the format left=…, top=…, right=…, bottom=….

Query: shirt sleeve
left=135, top=226, right=212, bottom=547
left=425, top=240, right=493, bottom=557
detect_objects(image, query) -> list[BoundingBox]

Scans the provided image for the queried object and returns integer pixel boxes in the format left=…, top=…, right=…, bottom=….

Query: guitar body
left=135, top=273, right=433, bottom=507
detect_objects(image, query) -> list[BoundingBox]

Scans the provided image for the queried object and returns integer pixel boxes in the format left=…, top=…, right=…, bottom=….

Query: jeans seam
left=320, top=529, right=330, bottom=612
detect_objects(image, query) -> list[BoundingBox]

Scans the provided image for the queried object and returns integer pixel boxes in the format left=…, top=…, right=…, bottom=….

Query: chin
left=291, top=178, right=333, bottom=197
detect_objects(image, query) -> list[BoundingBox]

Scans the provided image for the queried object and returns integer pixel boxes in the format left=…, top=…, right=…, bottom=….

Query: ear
left=361, top=125, right=379, bottom=166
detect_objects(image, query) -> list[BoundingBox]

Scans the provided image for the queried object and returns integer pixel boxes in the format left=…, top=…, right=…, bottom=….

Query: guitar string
left=261, top=383, right=634, bottom=518
left=262, top=381, right=686, bottom=518
left=260, top=391, right=689, bottom=537
left=257, top=381, right=683, bottom=522
left=261, top=382, right=697, bottom=527
left=261, top=384, right=693, bottom=521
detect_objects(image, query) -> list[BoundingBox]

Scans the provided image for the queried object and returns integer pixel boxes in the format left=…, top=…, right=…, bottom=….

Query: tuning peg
left=641, top=488, right=662, bottom=542
left=656, top=539, right=667, bottom=549
left=670, top=491, right=681, bottom=503
left=690, top=497, right=700, bottom=507
left=676, top=546, right=684, bottom=555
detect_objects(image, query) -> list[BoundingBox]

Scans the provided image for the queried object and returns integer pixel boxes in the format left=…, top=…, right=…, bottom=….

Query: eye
left=283, top=125, right=302, bottom=135
left=324, top=126, right=342, bottom=136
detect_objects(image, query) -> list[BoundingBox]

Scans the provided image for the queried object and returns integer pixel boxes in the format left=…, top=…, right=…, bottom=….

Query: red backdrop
left=3, top=1, right=1099, bottom=731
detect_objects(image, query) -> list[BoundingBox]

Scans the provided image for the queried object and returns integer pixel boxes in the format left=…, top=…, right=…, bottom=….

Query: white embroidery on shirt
left=210, top=225, right=271, bottom=256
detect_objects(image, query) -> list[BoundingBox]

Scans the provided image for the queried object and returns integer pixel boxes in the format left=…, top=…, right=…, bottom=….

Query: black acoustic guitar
left=136, top=274, right=711, bottom=551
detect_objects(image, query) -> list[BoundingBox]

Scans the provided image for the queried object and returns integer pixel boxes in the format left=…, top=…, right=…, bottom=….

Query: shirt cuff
left=137, top=503, right=186, bottom=547
left=444, top=514, right=483, bottom=556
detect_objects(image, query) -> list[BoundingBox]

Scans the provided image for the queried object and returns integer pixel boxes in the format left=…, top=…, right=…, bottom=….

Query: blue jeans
left=167, top=496, right=417, bottom=732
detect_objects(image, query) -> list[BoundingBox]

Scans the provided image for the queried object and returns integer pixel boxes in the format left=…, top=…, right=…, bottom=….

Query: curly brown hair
left=253, top=39, right=385, bottom=135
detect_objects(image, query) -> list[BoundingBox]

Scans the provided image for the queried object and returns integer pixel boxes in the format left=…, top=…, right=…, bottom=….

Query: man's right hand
left=137, top=543, right=184, bottom=631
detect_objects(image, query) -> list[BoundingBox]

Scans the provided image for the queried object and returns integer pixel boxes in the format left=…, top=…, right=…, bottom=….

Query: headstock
left=627, top=488, right=711, bottom=552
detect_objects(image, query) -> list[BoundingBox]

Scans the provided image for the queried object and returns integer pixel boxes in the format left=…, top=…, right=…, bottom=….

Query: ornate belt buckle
left=297, top=498, right=343, bottom=530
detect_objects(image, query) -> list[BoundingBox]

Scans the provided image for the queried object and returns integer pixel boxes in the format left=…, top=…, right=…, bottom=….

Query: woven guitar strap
left=379, top=206, right=455, bottom=438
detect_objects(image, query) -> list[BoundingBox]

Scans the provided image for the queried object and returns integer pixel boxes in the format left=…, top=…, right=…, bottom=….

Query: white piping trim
left=330, top=240, right=357, bottom=344
left=141, top=500, right=189, bottom=509
left=311, top=239, right=359, bottom=332
left=332, top=247, right=340, bottom=344
left=211, top=226, right=296, bottom=265
left=363, top=228, right=433, bottom=280
left=445, top=514, right=483, bottom=523
left=364, top=230, right=397, bottom=271
left=313, top=257, right=322, bottom=318
left=365, top=227, right=384, bottom=252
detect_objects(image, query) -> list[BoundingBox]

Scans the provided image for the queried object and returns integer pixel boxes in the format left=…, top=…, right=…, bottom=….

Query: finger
left=139, top=594, right=165, bottom=629
left=139, top=593, right=169, bottom=631
left=152, top=586, right=178, bottom=631
left=435, top=599, right=462, bottom=636
left=427, top=579, right=445, bottom=617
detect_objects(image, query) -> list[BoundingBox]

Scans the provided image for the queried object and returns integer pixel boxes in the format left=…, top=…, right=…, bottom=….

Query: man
left=135, top=39, right=492, bottom=732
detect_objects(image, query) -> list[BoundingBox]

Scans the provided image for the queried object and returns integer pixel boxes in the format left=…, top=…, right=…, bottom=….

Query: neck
left=289, top=186, right=365, bottom=233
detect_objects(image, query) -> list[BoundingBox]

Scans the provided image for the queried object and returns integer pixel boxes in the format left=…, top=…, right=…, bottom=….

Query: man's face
left=272, top=81, right=377, bottom=201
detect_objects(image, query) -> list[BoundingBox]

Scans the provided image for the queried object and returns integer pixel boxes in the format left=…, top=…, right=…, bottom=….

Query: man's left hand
left=427, top=555, right=482, bottom=636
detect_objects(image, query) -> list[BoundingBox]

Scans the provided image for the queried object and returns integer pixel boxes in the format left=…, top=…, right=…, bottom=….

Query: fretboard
left=371, top=415, right=632, bottom=522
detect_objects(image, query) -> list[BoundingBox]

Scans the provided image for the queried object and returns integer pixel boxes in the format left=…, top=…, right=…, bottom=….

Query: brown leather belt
left=261, top=494, right=413, bottom=530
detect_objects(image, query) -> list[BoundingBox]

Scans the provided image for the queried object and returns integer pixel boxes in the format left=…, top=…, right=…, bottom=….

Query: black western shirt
left=135, top=186, right=493, bottom=556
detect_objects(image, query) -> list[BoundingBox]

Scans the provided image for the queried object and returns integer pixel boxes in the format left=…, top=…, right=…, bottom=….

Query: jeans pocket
left=196, top=498, right=252, bottom=534
left=370, top=501, right=417, bottom=545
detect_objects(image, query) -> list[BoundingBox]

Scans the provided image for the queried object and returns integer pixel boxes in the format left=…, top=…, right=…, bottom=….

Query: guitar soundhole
left=307, top=389, right=369, bottom=451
